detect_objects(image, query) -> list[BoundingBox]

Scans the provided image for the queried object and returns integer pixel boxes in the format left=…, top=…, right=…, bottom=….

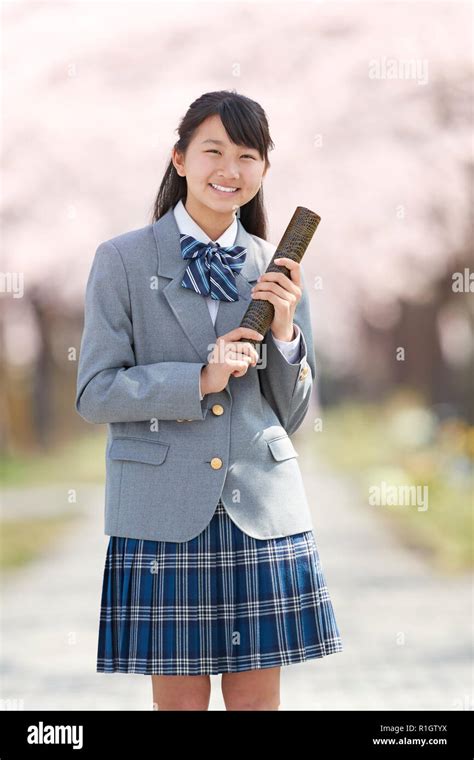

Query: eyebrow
left=200, top=139, right=258, bottom=152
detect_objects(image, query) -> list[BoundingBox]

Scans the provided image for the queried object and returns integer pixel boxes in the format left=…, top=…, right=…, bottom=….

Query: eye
left=205, top=149, right=256, bottom=160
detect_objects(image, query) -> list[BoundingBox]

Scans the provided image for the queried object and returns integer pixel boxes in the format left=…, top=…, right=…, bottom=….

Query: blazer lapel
left=152, top=206, right=260, bottom=365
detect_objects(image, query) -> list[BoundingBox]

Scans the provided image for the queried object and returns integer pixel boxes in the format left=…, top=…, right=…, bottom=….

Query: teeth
left=211, top=183, right=237, bottom=193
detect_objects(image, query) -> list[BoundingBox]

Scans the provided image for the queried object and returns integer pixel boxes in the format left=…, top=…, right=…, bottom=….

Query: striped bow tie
left=179, top=234, right=247, bottom=302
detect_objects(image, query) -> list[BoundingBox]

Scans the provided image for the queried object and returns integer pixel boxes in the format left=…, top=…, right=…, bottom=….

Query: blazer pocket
left=109, top=437, right=170, bottom=465
left=266, top=435, right=299, bottom=461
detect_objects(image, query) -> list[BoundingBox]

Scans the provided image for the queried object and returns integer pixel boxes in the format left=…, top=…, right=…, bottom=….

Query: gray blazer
left=75, top=206, right=317, bottom=542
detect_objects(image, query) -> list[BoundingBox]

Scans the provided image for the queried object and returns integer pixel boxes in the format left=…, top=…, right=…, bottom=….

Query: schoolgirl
left=75, top=89, right=343, bottom=711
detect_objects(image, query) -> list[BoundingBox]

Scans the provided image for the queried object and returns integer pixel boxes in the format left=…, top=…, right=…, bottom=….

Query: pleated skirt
left=97, top=499, right=343, bottom=675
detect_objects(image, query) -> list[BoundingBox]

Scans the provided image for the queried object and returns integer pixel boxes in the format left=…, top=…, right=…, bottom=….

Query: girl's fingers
left=274, top=257, right=301, bottom=287
left=252, top=281, right=299, bottom=303
left=251, top=290, right=291, bottom=311
left=227, top=342, right=259, bottom=362
left=227, top=351, right=255, bottom=369
left=213, top=340, right=258, bottom=365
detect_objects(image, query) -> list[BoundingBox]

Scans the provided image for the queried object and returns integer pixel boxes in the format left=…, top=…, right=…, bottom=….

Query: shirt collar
left=173, top=198, right=238, bottom=248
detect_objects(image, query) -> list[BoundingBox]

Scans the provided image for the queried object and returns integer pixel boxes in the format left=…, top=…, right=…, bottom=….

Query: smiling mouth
left=209, top=183, right=240, bottom=194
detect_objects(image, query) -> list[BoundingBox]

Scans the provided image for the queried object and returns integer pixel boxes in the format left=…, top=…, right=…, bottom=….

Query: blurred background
left=1, top=0, right=472, bottom=711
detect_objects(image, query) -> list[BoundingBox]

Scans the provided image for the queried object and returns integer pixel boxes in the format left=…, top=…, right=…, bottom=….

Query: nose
left=218, top=159, right=240, bottom=180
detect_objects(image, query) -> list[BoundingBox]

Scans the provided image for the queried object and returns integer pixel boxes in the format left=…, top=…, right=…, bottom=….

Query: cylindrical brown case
left=238, top=206, right=321, bottom=347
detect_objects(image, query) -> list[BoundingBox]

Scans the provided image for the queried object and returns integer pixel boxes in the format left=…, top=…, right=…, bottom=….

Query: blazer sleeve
left=257, top=265, right=316, bottom=437
left=75, top=241, right=209, bottom=424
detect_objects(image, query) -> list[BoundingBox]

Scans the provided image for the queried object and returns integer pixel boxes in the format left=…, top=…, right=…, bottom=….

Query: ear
left=171, top=147, right=185, bottom=177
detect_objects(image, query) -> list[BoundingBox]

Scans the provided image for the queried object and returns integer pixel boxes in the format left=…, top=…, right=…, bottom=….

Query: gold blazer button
left=211, top=404, right=224, bottom=416
left=299, top=365, right=309, bottom=381
left=210, top=457, right=223, bottom=469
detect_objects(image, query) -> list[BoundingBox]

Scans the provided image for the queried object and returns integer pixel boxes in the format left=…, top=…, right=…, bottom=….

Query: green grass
left=1, top=511, right=83, bottom=573
left=1, top=430, right=107, bottom=487
left=1, top=431, right=107, bottom=572
left=310, top=392, right=473, bottom=574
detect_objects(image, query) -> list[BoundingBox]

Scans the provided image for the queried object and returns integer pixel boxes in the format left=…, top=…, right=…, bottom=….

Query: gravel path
left=1, top=443, right=471, bottom=711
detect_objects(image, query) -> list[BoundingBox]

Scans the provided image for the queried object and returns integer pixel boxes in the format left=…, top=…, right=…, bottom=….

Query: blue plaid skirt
left=97, top=499, right=343, bottom=675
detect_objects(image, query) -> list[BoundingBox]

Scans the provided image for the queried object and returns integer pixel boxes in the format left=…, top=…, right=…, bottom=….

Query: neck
left=184, top=194, right=236, bottom=242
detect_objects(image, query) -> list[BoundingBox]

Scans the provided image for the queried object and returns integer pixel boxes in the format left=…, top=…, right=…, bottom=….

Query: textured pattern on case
left=239, top=206, right=321, bottom=345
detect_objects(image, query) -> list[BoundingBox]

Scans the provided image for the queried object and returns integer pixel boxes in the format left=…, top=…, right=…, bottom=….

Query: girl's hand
left=250, top=257, right=302, bottom=342
left=200, top=327, right=263, bottom=395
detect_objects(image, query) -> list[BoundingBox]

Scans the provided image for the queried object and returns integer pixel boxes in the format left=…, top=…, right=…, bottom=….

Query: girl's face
left=172, top=113, right=268, bottom=223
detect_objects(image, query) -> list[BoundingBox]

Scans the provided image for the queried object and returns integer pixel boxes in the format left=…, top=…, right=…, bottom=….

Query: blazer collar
left=152, top=206, right=261, bottom=364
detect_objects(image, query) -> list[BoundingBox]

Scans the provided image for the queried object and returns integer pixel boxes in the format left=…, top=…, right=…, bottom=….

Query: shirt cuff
left=270, top=323, right=302, bottom=364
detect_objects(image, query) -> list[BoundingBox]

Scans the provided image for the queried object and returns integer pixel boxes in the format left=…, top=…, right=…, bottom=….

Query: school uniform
left=75, top=199, right=343, bottom=675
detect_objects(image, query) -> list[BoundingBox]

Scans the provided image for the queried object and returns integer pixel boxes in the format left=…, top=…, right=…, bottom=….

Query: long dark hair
left=151, top=89, right=275, bottom=239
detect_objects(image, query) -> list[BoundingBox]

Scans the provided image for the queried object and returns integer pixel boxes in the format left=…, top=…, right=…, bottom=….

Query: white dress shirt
left=173, top=199, right=302, bottom=398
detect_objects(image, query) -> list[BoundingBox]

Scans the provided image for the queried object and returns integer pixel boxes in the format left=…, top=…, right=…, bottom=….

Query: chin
left=206, top=198, right=238, bottom=213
